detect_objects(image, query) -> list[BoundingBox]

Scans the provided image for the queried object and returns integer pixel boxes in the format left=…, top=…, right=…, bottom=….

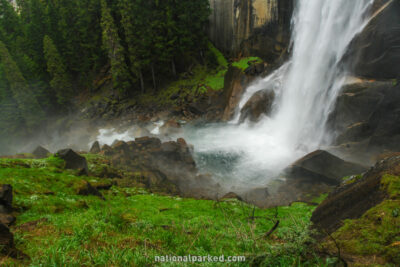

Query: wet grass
left=0, top=156, right=329, bottom=266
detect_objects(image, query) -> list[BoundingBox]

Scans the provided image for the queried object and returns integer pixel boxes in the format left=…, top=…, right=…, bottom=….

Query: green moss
left=208, top=42, right=228, bottom=68
left=342, top=174, right=363, bottom=185
left=0, top=157, right=325, bottom=266
left=381, top=174, right=400, bottom=198
left=328, top=175, right=400, bottom=265
left=232, top=57, right=263, bottom=71
left=311, top=193, right=328, bottom=204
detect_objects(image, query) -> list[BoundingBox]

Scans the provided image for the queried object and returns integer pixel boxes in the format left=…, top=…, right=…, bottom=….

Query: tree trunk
left=139, top=69, right=145, bottom=94
left=151, top=63, right=156, bottom=91
left=171, top=59, right=176, bottom=76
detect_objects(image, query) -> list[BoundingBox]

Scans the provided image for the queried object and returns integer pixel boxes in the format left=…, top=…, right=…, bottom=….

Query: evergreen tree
left=0, top=41, right=44, bottom=130
left=100, top=0, right=131, bottom=95
left=43, top=35, right=73, bottom=108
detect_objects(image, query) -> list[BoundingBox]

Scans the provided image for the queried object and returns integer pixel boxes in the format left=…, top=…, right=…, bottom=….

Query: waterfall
left=183, top=0, right=374, bottom=189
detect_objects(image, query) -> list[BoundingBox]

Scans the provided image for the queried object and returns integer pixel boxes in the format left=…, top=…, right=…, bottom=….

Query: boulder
left=89, top=141, right=101, bottom=154
left=100, top=144, right=113, bottom=156
left=221, top=192, right=243, bottom=201
left=56, top=149, right=88, bottom=175
left=311, top=155, right=400, bottom=234
left=239, top=89, right=275, bottom=123
left=0, top=223, right=14, bottom=254
left=0, top=214, right=15, bottom=226
left=76, top=181, right=104, bottom=200
left=32, top=146, right=50, bottom=159
left=0, top=185, right=13, bottom=213
left=285, top=150, right=367, bottom=185
left=159, top=120, right=182, bottom=136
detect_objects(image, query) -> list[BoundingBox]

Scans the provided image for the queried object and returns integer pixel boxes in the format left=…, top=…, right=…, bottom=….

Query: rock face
left=311, top=155, right=400, bottom=234
left=56, top=149, right=89, bottom=175
left=239, top=89, right=275, bottom=122
left=209, top=0, right=293, bottom=61
left=328, top=81, right=400, bottom=156
left=346, top=0, right=400, bottom=79
left=221, top=66, right=256, bottom=121
left=32, top=146, right=50, bottom=159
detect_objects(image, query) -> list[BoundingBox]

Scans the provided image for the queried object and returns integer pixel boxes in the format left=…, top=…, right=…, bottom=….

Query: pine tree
left=100, top=0, right=131, bottom=95
left=43, top=35, right=73, bottom=108
left=0, top=41, right=44, bottom=130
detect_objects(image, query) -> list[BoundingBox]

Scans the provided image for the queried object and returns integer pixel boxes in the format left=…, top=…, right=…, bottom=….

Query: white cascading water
left=182, top=0, right=374, bottom=189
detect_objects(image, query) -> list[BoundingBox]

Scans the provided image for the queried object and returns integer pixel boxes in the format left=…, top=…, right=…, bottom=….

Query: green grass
left=0, top=157, right=327, bottom=266
left=232, top=57, right=263, bottom=71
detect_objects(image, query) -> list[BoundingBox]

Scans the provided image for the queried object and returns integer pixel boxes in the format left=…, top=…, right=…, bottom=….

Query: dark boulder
left=239, top=89, right=275, bottom=123
left=0, top=185, right=13, bottom=213
left=0, top=223, right=14, bottom=254
left=285, top=150, right=367, bottom=185
left=89, top=141, right=101, bottom=154
left=0, top=214, right=15, bottom=226
left=311, top=155, right=400, bottom=234
left=32, top=146, right=51, bottom=159
left=76, top=181, right=105, bottom=200
left=221, top=192, right=243, bottom=201
left=56, top=149, right=88, bottom=175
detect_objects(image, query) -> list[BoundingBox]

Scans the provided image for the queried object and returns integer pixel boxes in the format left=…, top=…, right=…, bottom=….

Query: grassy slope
left=0, top=156, right=328, bottom=266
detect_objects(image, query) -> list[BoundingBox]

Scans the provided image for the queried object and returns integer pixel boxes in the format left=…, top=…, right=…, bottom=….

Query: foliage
left=0, top=40, right=44, bottom=131
left=232, top=57, right=263, bottom=71
left=43, top=35, right=73, bottom=107
left=0, top=0, right=211, bottom=136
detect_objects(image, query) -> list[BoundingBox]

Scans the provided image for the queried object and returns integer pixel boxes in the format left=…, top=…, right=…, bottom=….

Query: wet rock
left=244, top=62, right=266, bottom=76
left=159, top=120, right=182, bottom=136
left=239, top=89, right=275, bottom=123
left=56, top=149, right=89, bottom=175
left=285, top=150, right=367, bottom=185
left=105, top=137, right=217, bottom=198
left=32, top=146, right=51, bottom=159
left=346, top=0, right=400, bottom=79
left=221, top=66, right=256, bottom=121
left=329, top=81, right=400, bottom=153
left=89, top=141, right=101, bottom=154
left=311, top=155, right=400, bottom=234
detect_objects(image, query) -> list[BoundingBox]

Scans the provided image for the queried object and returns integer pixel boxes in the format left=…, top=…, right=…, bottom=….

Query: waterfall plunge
left=183, top=0, right=374, bottom=189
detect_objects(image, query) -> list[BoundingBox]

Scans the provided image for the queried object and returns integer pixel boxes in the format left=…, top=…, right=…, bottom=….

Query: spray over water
left=183, top=0, right=373, bottom=189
